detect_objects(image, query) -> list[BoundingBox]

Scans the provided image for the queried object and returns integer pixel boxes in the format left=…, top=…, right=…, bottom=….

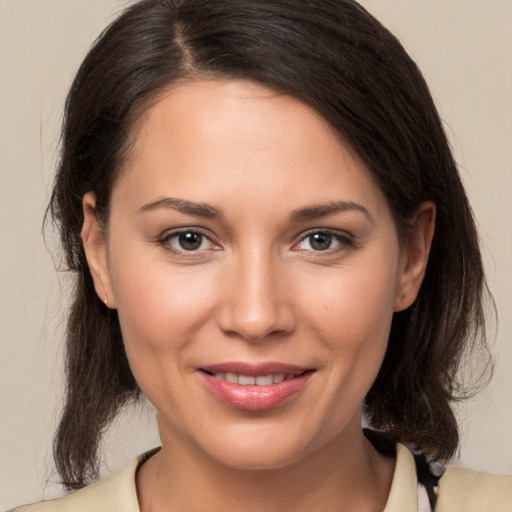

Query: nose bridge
left=216, top=244, right=294, bottom=341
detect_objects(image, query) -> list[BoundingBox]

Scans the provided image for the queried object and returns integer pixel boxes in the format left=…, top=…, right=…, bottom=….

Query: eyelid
left=292, top=228, right=355, bottom=251
left=154, top=226, right=355, bottom=254
left=157, top=227, right=221, bottom=253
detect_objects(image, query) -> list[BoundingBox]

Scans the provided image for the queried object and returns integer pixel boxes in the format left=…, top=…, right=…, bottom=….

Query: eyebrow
left=290, top=201, right=373, bottom=222
left=139, top=197, right=222, bottom=218
left=139, top=197, right=371, bottom=223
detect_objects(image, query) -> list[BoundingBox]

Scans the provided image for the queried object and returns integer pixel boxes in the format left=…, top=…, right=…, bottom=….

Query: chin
left=189, top=419, right=334, bottom=472
left=209, top=443, right=310, bottom=471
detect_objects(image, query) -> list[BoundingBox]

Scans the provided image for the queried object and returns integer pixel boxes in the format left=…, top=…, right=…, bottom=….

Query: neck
left=137, top=422, right=395, bottom=512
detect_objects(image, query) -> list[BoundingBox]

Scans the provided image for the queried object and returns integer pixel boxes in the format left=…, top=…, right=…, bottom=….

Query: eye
left=295, top=230, right=352, bottom=252
left=159, top=229, right=217, bottom=252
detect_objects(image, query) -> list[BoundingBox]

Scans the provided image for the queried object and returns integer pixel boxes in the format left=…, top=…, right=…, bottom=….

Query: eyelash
left=156, top=228, right=218, bottom=255
left=293, top=229, right=356, bottom=254
left=155, top=228, right=356, bottom=255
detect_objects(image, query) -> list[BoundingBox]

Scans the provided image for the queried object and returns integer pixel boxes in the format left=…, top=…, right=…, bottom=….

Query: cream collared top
left=11, top=444, right=512, bottom=511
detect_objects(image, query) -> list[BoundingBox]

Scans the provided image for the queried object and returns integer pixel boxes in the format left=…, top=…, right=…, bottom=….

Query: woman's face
left=84, top=80, right=431, bottom=469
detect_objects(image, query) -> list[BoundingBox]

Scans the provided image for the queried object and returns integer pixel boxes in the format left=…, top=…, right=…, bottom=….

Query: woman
left=11, top=0, right=511, bottom=510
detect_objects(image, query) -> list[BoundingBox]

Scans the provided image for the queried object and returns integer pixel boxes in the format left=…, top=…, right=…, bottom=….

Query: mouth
left=201, top=370, right=309, bottom=386
left=198, top=363, right=315, bottom=411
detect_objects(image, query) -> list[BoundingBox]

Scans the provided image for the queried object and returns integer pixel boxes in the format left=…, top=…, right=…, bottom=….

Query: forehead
left=115, top=79, right=389, bottom=219
left=132, top=79, right=343, bottom=158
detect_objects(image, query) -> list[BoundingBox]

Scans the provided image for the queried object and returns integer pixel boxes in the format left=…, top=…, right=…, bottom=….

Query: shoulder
left=436, top=464, right=512, bottom=512
left=8, top=466, right=137, bottom=512
left=8, top=449, right=159, bottom=512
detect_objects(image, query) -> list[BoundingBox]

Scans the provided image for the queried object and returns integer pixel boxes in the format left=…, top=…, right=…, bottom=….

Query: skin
left=82, top=80, right=435, bottom=511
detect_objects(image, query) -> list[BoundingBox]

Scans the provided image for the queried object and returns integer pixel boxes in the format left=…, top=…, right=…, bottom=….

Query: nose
left=215, top=251, right=296, bottom=343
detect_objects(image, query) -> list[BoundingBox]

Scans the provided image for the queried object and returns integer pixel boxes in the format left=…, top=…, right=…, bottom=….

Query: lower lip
left=200, top=372, right=313, bottom=412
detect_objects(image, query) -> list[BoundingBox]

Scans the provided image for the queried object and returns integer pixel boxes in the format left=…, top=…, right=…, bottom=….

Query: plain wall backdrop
left=1, top=0, right=511, bottom=508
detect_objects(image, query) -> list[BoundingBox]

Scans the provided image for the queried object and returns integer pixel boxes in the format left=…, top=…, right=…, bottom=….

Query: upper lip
left=199, top=362, right=312, bottom=376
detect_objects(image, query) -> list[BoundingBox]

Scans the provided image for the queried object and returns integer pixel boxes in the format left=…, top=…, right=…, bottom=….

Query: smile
left=199, top=364, right=315, bottom=411
left=206, top=372, right=303, bottom=386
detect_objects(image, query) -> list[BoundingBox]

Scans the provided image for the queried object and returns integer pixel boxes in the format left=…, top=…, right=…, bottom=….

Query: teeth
left=256, top=375, right=273, bottom=386
left=239, top=375, right=256, bottom=385
left=225, top=372, right=238, bottom=383
left=212, top=372, right=296, bottom=386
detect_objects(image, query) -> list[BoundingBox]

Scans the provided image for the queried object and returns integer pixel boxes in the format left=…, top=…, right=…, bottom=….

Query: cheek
left=299, top=256, right=399, bottom=380
left=294, top=261, right=398, bottom=430
left=107, top=244, right=218, bottom=381
left=304, top=260, right=397, bottom=337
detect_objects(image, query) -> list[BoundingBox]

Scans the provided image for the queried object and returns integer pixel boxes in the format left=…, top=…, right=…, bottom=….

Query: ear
left=394, top=201, right=436, bottom=312
left=81, top=192, right=116, bottom=309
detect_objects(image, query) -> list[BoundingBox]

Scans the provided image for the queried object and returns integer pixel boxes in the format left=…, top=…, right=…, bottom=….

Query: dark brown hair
left=50, top=0, right=491, bottom=489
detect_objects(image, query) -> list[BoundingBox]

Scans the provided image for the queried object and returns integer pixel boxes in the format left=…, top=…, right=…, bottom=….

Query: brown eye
left=309, top=233, right=332, bottom=251
left=160, top=229, right=216, bottom=253
left=294, top=230, right=353, bottom=253
left=178, top=232, right=203, bottom=251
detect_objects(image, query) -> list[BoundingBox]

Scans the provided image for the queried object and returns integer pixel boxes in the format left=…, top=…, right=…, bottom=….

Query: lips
left=199, top=363, right=314, bottom=411
left=207, top=372, right=297, bottom=385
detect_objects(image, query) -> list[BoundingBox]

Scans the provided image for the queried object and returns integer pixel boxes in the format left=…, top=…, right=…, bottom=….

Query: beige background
left=1, top=0, right=511, bottom=508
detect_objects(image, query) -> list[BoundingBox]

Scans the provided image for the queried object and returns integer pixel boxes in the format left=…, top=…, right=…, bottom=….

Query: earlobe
left=394, top=201, right=436, bottom=312
left=81, top=192, right=116, bottom=309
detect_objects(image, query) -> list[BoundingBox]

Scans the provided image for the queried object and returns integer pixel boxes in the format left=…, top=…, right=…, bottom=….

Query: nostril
left=216, top=310, right=293, bottom=342
left=215, top=269, right=296, bottom=341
